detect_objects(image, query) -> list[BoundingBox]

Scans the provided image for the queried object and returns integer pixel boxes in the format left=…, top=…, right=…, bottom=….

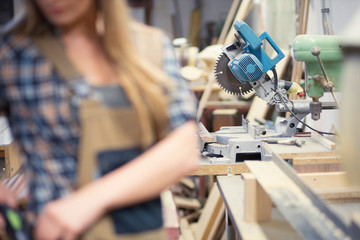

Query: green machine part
left=293, top=35, right=343, bottom=98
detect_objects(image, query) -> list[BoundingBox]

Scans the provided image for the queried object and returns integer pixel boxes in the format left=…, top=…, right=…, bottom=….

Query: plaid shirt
left=0, top=33, right=196, bottom=216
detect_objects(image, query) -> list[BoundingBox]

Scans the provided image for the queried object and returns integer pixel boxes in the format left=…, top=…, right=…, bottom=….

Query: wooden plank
left=288, top=0, right=310, bottom=101
left=264, top=138, right=333, bottom=157
left=180, top=218, right=196, bottom=240
left=194, top=184, right=223, bottom=240
left=298, top=172, right=351, bottom=189
left=179, top=177, right=195, bottom=190
left=293, top=163, right=340, bottom=173
left=188, top=8, right=201, bottom=47
left=0, top=121, right=22, bottom=178
left=183, top=210, right=202, bottom=222
left=217, top=0, right=241, bottom=44
left=207, top=203, right=225, bottom=240
left=263, top=137, right=341, bottom=173
left=242, top=173, right=272, bottom=222
left=311, top=132, right=336, bottom=150
left=224, top=0, right=254, bottom=45
left=314, top=186, right=360, bottom=204
left=245, top=160, right=350, bottom=239
left=161, top=190, right=179, bottom=229
left=174, top=196, right=201, bottom=210
left=246, top=96, right=269, bottom=125
left=298, top=172, right=360, bottom=203
left=216, top=175, right=301, bottom=240
left=7, top=142, right=22, bottom=178
left=292, top=156, right=341, bottom=165
left=292, top=155, right=342, bottom=173
left=196, top=73, right=216, bottom=121
left=279, top=151, right=339, bottom=160
left=192, top=162, right=249, bottom=176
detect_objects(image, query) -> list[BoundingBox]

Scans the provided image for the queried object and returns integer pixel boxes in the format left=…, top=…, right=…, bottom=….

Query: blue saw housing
left=228, top=21, right=285, bottom=83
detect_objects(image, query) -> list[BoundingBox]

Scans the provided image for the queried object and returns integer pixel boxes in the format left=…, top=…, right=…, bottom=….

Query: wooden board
left=243, top=173, right=272, bottom=222
left=224, top=0, right=254, bottom=45
left=262, top=137, right=341, bottom=173
left=288, top=0, right=310, bottom=101
left=0, top=120, right=22, bottom=179
left=174, top=196, right=201, bottom=210
left=194, top=184, right=224, bottom=240
left=298, top=172, right=360, bottom=203
left=180, top=218, right=195, bottom=240
left=216, top=175, right=301, bottom=240
left=207, top=203, right=225, bottom=240
left=217, top=0, right=241, bottom=44
left=298, top=172, right=351, bottom=189
left=245, top=161, right=350, bottom=239
left=311, top=132, right=336, bottom=150
left=161, top=190, right=179, bottom=229
left=192, top=160, right=249, bottom=176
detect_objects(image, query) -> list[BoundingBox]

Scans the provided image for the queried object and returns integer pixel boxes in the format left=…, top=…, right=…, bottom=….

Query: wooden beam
left=293, top=163, right=341, bottom=173
left=194, top=184, right=223, bottom=240
left=292, top=156, right=341, bottom=165
left=224, top=0, right=254, bottom=45
left=278, top=151, right=340, bottom=161
left=298, top=172, right=351, bottom=189
left=242, top=173, right=272, bottom=222
left=245, top=160, right=348, bottom=239
left=314, top=186, right=360, bottom=204
left=217, top=0, right=241, bottom=45
left=291, top=155, right=342, bottom=173
left=288, top=0, right=310, bottom=101
left=179, top=177, right=195, bottom=190
left=180, top=218, right=196, bottom=240
left=311, top=132, right=336, bottom=150
left=174, top=196, right=201, bottom=210
left=192, top=162, right=249, bottom=176
left=207, top=203, right=225, bottom=240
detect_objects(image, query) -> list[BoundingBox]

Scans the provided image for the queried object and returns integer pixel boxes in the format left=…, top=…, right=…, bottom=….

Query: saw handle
left=234, top=20, right=262, bottom=50
left=258, top=32, right=285, bottom=69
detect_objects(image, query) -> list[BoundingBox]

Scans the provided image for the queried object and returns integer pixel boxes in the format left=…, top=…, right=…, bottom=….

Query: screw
left=311, top=46, right=321, bottom=56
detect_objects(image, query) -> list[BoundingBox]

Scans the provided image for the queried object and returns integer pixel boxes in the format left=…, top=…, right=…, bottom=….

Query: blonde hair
left=15, top=0, right=171, bottom=148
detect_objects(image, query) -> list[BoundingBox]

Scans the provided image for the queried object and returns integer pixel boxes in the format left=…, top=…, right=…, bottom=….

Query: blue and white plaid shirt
left=0, top=32, right=197, bottom=217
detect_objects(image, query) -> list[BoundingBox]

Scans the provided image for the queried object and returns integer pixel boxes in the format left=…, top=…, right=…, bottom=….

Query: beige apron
left=32, top=23, right=168, bottom=240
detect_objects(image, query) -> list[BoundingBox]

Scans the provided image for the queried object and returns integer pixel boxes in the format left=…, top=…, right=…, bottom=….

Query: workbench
left=193, top=133, right=360, bottom=239
left=0, top=117, right=21, bottom=179
left=194, top=134, right=340, bottom=176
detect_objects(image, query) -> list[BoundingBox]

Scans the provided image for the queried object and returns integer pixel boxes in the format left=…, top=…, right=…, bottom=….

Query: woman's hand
left=0, top=181, right=17, bottom=230
left=34, top=188, right=106, bottom=240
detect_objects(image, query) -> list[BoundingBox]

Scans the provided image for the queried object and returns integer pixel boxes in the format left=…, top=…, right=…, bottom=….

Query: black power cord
left=278, top=95, right=337, bottom=136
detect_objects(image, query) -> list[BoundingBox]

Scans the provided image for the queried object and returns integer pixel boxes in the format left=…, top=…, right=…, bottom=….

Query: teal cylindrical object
left=293, top=35, right=343, bottom=98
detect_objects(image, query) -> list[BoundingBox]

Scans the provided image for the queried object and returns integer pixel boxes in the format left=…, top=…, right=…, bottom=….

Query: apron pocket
left=97, top=149, right=163, bottom=234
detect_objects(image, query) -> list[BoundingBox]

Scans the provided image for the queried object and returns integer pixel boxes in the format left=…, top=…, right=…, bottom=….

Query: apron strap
left=32, top=32, right=80, bottom=81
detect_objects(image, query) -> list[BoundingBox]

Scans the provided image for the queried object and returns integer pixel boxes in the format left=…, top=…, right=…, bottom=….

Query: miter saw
left=202, top=21, right=338, bottom=163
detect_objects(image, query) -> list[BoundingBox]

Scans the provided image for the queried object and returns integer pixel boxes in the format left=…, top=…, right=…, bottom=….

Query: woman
left=0, top=0, right=199, bottom=239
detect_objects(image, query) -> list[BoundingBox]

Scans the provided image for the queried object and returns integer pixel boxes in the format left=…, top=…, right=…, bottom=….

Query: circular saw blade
left=214, top=52, right=253, bottom=95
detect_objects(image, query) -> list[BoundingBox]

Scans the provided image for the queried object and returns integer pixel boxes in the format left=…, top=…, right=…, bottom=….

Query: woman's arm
left=35, top=120, right=200, bottom=238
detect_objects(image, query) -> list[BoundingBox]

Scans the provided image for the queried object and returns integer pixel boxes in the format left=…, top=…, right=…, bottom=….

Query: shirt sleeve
left=0, top=56, right=9, bottom=115
left=162, top=34, right=197, bottom=130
